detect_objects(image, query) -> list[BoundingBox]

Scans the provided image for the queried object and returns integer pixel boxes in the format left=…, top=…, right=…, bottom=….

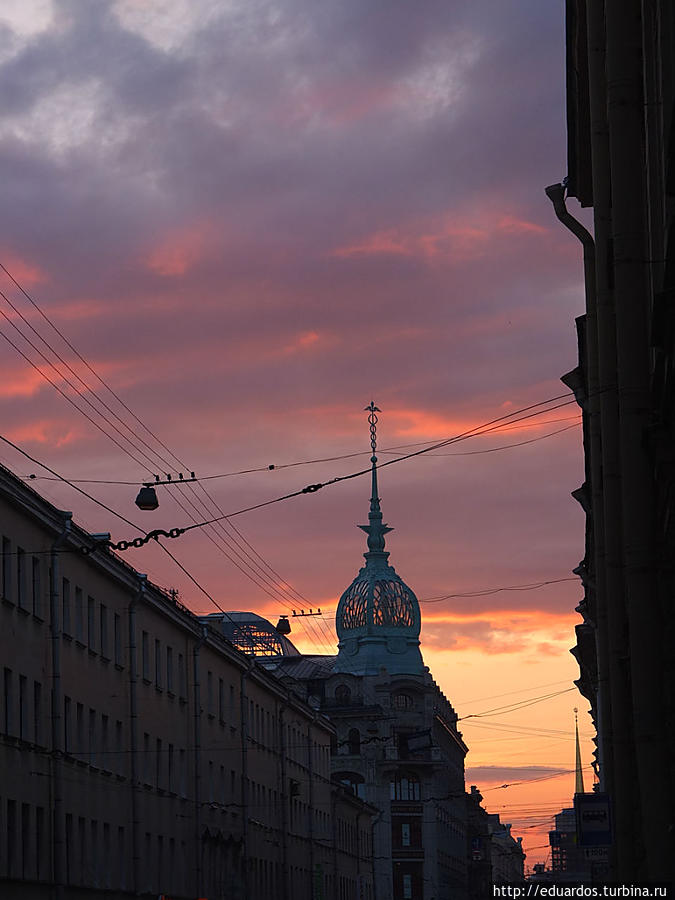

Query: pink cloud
left=145, top=220, right=216, bottom=277
left=420, top=609, right=577, bottom=654
left=0, top=367, right=48, bottom=399
left=6, top=419, right=81, bottom=448
left=331, top=208, right=549, bottom=264
left=0, top=252, right=48, bottom=288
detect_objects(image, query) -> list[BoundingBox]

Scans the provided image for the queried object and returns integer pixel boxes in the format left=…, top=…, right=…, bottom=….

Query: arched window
left=347, top=728, right=360, bottom=755
left=390, top=771, right=421, bottom=801
left=334, top=684, right=351, bottom=704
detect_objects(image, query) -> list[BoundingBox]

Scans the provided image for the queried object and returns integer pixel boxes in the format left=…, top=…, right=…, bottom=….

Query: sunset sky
left=0, top=0, right=595, bottom=868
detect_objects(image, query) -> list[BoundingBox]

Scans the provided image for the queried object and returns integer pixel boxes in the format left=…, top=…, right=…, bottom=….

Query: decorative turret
left=333, top=404, right=425, bottom=676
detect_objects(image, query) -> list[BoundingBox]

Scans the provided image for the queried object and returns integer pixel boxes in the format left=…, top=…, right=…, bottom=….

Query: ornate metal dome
left=333, top=404, right=424, bottom=676
left=337, top=568, right=419, bottom=632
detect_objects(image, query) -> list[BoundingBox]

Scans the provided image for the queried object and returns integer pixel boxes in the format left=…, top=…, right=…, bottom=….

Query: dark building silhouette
left=465, top=786, right=524, bottom=897
left=265, top=408, right=526, bottom=899
left=547, top=0, right=675, bottom=882
left=265, top=416, right=471, bottom=900
left=0, top=463, right=376, bottom=900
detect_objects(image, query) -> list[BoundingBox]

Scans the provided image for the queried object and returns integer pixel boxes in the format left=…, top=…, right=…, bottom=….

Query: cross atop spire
left=359, top=402, right=393, bottom=555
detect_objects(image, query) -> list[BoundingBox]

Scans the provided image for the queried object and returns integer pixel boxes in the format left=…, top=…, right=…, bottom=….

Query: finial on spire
left=365, top=401, right=380, bottom=458
left=359, top=402, right=392, bottom=554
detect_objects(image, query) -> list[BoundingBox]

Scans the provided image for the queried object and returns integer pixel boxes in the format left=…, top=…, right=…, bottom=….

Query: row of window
left=1, top=537, right=43, bottom=617
left=62, top=577, right=123, bottom=665
left=286, top=722, right=330, bottom=775
left=2, top=668, right=43, bottom=744
left=333, top=683, right=416, bottom=710
left=140, top=731, right=187, bottom=795
left=207, top=669, right=237, bottom=723
left=63, top=697, right=125, bottom=775
left=1, top=797, right=47, bottom=882
left=140, top=631, right=186, bottom=698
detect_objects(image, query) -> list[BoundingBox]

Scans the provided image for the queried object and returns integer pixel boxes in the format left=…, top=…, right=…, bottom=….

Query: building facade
left=0, top=463, right=374, bottom=899
left=465, top=786, right=525, bottom=898
left=267, top=411, right=471, bottom=900
left=547, top=0, right=675, bottom=882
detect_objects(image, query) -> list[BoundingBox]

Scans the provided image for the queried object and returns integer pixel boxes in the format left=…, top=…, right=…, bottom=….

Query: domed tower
left=334, top=404, right=425, bottom=676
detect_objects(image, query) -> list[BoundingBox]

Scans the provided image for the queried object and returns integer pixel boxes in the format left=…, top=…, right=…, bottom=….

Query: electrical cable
left=103, top=393, right=581, bottom=550
left=20, top=416, right=583, bottom=486
left=458, top=688, right=576, bottom=721
left=0, top=287, right=182, bottom=474
left=0, top=265, right=333, bottom=651
left=0, top=433, right=272, bottom=651
left=419, top=422, right=579, bottom=456
left=418, top=577, right=578, bottom=603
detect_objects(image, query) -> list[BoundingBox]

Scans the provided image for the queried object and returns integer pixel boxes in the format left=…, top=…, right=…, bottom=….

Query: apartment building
left=0, top=462, right=375, bottom=899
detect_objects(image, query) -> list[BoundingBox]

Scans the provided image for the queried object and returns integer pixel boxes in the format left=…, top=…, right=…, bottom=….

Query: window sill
left=1, top=596, right=14, bottom=607
left=88, top=649, right=97, bottom=658
left=32, top=613, right=44, bottom=624
left=62, top=633, right=73, bottom=642
left=17, top=606, right=30, bottom=617
left=75, top=640, right=86, bottom=650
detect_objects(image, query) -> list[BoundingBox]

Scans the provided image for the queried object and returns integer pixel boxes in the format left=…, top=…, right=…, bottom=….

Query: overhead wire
left=20, top=415, right=583, bottom=486
left=418, top=577, right=578, bottom=603
left=0, top=263, right=588, bottom=651
left=0, top=265, right=334, bottom=653
left=458, top=687, right=577, bottom=721
left=420, top=422, right=579, bottom=456
left=108, top=392, right=581, bottom=548
left=0, top=432, right=274, bottom=651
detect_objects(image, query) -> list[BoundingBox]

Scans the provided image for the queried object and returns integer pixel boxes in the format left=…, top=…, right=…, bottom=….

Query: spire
left=574, top=707, right=585, bottom=794
left=359, top=402, right=392, bottom=555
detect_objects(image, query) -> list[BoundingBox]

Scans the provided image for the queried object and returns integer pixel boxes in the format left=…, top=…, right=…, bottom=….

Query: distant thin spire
left=574, top=707, right=585, bottom=794
left=359, top=402, right=392, bottom=554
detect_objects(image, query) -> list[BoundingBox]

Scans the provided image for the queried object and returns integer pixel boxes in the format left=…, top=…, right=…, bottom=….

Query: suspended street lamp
left=135, top=485, right=159, bottom=510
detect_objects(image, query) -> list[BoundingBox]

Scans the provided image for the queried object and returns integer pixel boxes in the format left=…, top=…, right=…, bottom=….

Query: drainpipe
left=239, top=660, right=255, bottom=899
left=605, top=0, right=670, bottom=879
left=307, top=721, right=315, bottom=897
left=279, top=701, right=289, bottom=900
left=49, top=512, right=72, bottom=900
left=193, top=625, right=208, bottom=898
left=330, top=788, right=337, bottom=900
left=128, top=574, right=146, bottom=895
left=544, top=184, right=609, bottom=789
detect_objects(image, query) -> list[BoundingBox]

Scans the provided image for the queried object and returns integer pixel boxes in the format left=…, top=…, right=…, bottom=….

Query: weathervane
left=360, top=402, right=391, bottom=554
left=365, top=401, right=380, bottom=460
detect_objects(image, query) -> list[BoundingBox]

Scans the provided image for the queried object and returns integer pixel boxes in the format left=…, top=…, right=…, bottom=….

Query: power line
left=420, top=422, right=579, bottom=456
left=458, top=688, right=577, bottom=721
left=418, top=577, right=578, bottom=603
left=0, top=434, right=273, bottom=652
left=102, top=393, right=580, bottom=551
left=455, top=679, right=573, bottom=706
left=20, top=416, right=582, bottom=487
left=0, top=264, right=332, bottom=651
